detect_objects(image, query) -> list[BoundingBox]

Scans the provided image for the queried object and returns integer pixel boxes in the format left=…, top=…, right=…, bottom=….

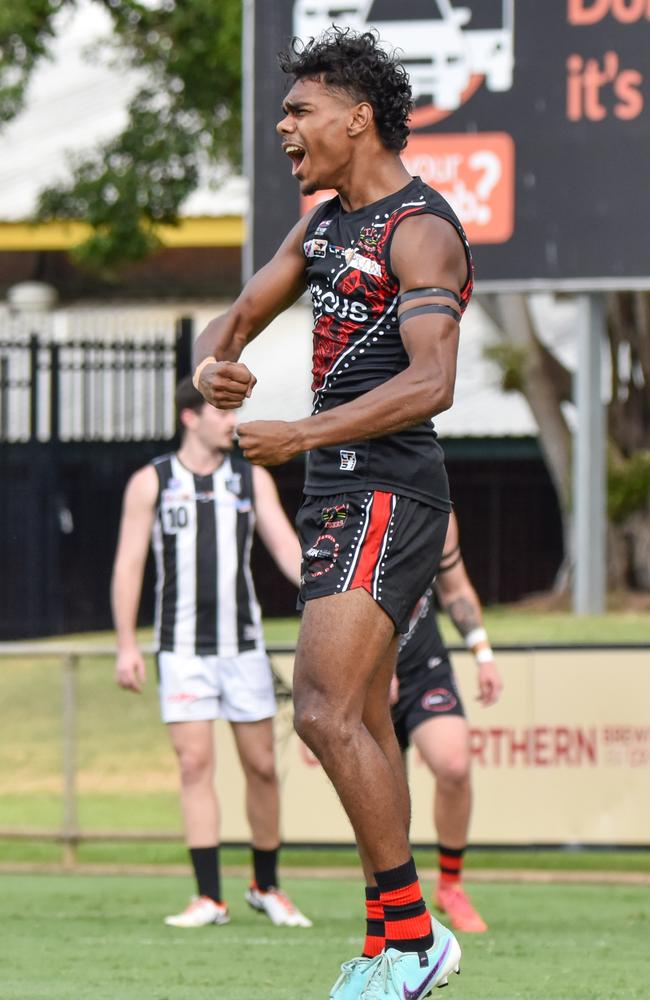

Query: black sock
left=252, top=845, right=279, bottom=891
left=189, top=846, right=221, bottom=902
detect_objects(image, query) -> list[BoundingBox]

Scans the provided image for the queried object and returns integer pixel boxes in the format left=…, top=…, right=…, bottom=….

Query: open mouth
left=283, top=143, right=306, bottom=176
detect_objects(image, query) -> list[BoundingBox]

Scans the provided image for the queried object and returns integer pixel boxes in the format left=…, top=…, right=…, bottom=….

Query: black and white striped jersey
left=150, top=452, right=264, bottom=657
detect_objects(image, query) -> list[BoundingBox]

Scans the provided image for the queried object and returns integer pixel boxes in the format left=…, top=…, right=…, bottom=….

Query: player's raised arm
left=192, top=214, right=312, bottom=410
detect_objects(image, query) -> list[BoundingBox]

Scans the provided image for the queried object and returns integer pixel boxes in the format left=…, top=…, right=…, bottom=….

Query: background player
left=392, top=511, right=503, bottom=934
left=111, top=377, right=311, bottom=929
left=192, top=29, right=473, bottom=998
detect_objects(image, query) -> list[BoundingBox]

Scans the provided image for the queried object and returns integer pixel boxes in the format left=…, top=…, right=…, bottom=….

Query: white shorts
left=157, top=649, right=277, bottom=724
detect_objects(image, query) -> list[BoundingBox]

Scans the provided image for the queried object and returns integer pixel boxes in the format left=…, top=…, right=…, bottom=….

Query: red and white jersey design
left=302, top=176, right=472, bottom=509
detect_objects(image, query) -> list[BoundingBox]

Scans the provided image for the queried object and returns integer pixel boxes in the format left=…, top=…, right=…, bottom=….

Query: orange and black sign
left=251, top=1, right=650, bottom=288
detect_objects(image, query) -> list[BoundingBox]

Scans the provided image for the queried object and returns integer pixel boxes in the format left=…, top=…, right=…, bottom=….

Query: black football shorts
left=392, top=655, right=466, bottom=750
left=296, top=490, right=449, bottom=634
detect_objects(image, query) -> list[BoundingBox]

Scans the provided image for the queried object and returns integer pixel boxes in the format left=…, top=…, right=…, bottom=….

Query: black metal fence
left=0, top=318, right=194, bottom=638
left=0, top=318, right=193, bottom=443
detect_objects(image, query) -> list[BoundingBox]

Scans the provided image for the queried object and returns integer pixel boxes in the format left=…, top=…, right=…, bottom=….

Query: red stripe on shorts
left=350, top=491, right=393, bottom=593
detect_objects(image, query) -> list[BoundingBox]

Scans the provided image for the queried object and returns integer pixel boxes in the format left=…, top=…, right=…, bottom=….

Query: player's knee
left=175, top=746, right=212, bottom=786
left=294, top=697, right=357, bottom=761
left=244, top=753, right=277, bottom=786
left=437, top=754, right=470, bottom=789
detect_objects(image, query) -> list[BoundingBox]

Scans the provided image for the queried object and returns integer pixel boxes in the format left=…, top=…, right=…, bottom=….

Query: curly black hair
left=278, top=28, right=413, bottom=153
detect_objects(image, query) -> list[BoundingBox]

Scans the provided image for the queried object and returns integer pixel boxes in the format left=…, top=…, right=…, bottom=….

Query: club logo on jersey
left=226, top=473, right=242, bottom=496
left=309, top=283, right=369, bottom=324
left=315, top=218, right=332, bottom=236
left=339, top=450, right=357, bottom=472
left=321, top=503, right=349, bottom=529
left=421, top=687, right=457, bottom=713
left=304, top=533, right=339, bottom=578
left=358, top=226, right=381, bottom=251
left=304, top=238, right=328, bottom=258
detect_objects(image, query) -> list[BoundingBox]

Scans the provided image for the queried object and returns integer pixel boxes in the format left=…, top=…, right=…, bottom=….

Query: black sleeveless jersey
left=302, top=175, right=473, bottom=508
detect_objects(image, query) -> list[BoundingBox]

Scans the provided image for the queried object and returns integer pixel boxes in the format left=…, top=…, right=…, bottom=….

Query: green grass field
left=2, top=612, right=649, bottom=996
left=2, top=872, right=649, bottom=1000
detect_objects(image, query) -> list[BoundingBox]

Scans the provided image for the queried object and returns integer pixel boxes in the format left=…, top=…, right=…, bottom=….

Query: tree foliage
left=1, top=0, right=242, bottom=273
left=483, top=291, right=650, bottom=593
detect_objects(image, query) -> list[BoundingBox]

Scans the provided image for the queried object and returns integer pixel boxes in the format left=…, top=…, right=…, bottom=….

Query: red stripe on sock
left=367, top=898, right=384, bottom=921
left=363, top=934, right=384, bottom=958
left=385, top=911, right=432, bottom=943
left=350, top=491, right=393, bottom=592
left=379, top=880, right=422, bottom=908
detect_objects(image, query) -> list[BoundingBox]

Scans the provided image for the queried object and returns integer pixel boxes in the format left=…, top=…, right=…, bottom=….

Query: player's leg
left=158, top=651, right=228, bottom=927
left=165, top=719, right=229, bottom=926
left=231, top=718, right=279, bottom=852
left=220, top=650, right=311, bottom=927
left=295, top=591, right=457, bottom=981
left=326, top=639, right=411, bottom=999
left=412, top=715, right=487, bottom=932
left=231, top=718, right=312, bottom=927
left=293, top=588, right=410, bottom=873
left=296, top=494, right=459, bottom=996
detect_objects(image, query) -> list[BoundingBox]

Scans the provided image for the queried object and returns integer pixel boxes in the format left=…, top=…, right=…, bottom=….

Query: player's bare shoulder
left=390, top=213, right=467, bottom=290
left=279, top=201, right=326, bottom=256
left=123, top=463, right=159, bottom=510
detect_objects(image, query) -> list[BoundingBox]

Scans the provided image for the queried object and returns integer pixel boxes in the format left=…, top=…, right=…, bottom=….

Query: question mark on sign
left=468, top=151, right=501, bottom=225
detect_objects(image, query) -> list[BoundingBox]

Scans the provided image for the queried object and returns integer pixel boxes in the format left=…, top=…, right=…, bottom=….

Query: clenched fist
left=197, top=360, right=257, bottom=410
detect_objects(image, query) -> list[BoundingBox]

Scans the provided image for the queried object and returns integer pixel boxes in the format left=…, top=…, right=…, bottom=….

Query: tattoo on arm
left=445, top=596, right=481, bottom=637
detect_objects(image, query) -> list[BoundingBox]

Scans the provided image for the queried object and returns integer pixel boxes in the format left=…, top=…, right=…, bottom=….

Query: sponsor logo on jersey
left=421, top=687, right=458, bottom=713
left=340, top=450, right=357, bottom=471
left=344, top=249, right=382, bottom=277
left=226, top=473, right=242, bottom=495
left=315, top=218, right=332, bottom=235
left=304, top=237, right=328, bottom=258
left=304, top=533, right=339, bottom=577
left=321, top=503, right=349, bottom=528
left=162, top=488, right=195, bottom=501
left=309, top=283, right=369, bottom=324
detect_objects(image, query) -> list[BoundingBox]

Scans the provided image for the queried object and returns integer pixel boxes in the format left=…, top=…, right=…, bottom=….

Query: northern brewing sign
left=250, top=1, right=650, bottom=288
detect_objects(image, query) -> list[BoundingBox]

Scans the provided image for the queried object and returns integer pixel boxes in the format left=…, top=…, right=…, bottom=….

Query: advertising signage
left=250, top=0, right=650, bottom=289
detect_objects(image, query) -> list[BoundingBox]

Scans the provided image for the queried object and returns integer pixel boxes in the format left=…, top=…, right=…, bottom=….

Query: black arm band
left=398, top=303, right=461, bottom=326
left=438, top=551, right=463, bottom=574
left=399, top=286, right=461, bottom=306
